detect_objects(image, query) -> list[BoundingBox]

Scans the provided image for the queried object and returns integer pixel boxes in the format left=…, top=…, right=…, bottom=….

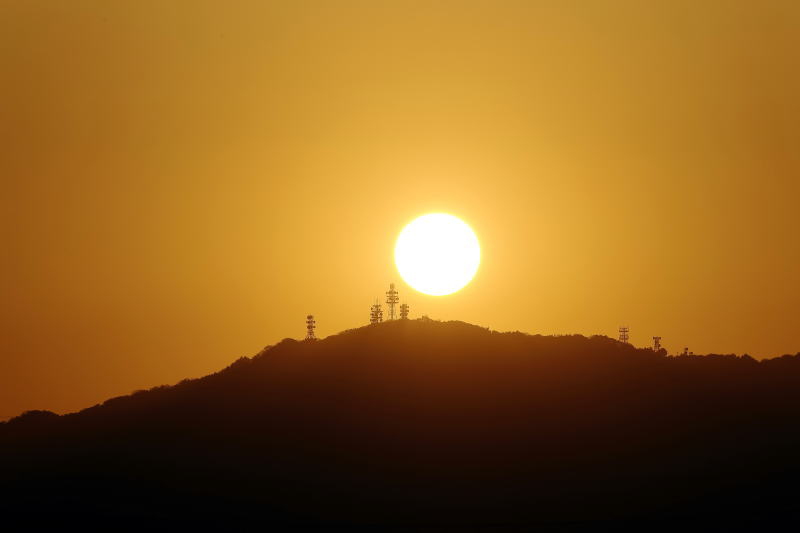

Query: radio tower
left=399, top=303, right=409, bottom=320
left=370, top=300, right=383, bottom=324
left=305, top=315, right=316, bottom=340
left=618, top=326, right=629, bottom=344
left=653, top=336, right=662, bottom=351
left=385, top=283, right=399, bottom=320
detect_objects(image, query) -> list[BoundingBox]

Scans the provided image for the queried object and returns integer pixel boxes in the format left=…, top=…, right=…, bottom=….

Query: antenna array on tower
left=305, top=315, right=316, bottom=340
left=399, top=303, right=409, bottom=320
left=385, top=283, right=399, bottom=320
left=370, top=301, right=383, bottom=324
left=619, top=326, right=630, bottom=344
left=653, top=336, right=662, bottom=351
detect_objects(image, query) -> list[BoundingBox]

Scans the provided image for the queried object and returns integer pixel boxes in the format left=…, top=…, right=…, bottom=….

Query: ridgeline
left=3, top=319, right=800, bottom=527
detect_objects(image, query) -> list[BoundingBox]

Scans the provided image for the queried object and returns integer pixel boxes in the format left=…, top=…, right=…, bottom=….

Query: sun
left=395, top=213, right=481, bottom=296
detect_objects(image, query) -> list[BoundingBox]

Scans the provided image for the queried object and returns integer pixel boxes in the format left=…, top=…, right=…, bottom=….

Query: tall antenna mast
left=370, top=299, right=383, bottom=324
left=305, top=314, right=316, bottom=340
left=399, top=303, right=409, bottom=320
left=385, top=283, right=399, bottom=320
left=653, top=336, right=662, bottom=351
left=618, top=326, right=629, bottom=344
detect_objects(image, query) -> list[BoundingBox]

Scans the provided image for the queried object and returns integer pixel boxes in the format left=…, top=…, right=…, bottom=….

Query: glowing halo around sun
left=394, top=213, right=481, bottom=296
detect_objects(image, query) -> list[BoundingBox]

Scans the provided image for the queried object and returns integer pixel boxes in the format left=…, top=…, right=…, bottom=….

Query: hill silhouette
left=2, top=319, right=800, bottom=528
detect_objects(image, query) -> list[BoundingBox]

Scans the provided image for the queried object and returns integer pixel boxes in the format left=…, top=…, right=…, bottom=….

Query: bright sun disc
left=395, top=213, right=480, bottom=296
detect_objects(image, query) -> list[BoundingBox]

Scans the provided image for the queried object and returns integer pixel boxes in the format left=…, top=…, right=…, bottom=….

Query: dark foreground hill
left=3, top=319, right=800, bottom=528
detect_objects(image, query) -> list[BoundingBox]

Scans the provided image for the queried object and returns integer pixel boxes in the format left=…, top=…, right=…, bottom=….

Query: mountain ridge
left=4, top=318, right=786, bottom=429
left=2, top=318, right=800, bottom=527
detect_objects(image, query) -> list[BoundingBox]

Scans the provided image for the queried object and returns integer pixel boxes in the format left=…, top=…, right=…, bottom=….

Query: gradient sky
left=2, top=0, right=799, bottom=419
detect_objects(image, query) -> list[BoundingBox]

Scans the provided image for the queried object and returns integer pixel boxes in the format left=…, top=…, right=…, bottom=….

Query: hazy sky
left=2, top=0, right=799, bottom=418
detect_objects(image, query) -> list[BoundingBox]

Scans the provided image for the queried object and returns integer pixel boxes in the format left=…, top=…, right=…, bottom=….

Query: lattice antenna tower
left=618, top=326, right=630, bottom=344
left=305, top=314, right=316, bottom=340
left=370, top=299, right=383, bottom=324
left=399, top=303, right=409, bottom=320
left=653, top=336, right=662, bottom=351
left=385, top=283, right=399, bottom=320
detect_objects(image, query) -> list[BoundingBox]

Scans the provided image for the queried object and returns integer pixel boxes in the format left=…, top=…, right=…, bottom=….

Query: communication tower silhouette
left=370, top=300, right=383, bottom=324
left=619, top=326, right=629, bottom=344
left=385, top=283, right=399, bottom=320
left=653, top=336, right=662, bottom=351
left=399, top=303, right=409, bottom=320
left=305, top=315, right=316, bottom=340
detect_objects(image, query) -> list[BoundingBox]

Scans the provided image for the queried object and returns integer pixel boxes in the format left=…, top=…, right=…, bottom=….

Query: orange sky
left=2, top=0, right=799, bottom=419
